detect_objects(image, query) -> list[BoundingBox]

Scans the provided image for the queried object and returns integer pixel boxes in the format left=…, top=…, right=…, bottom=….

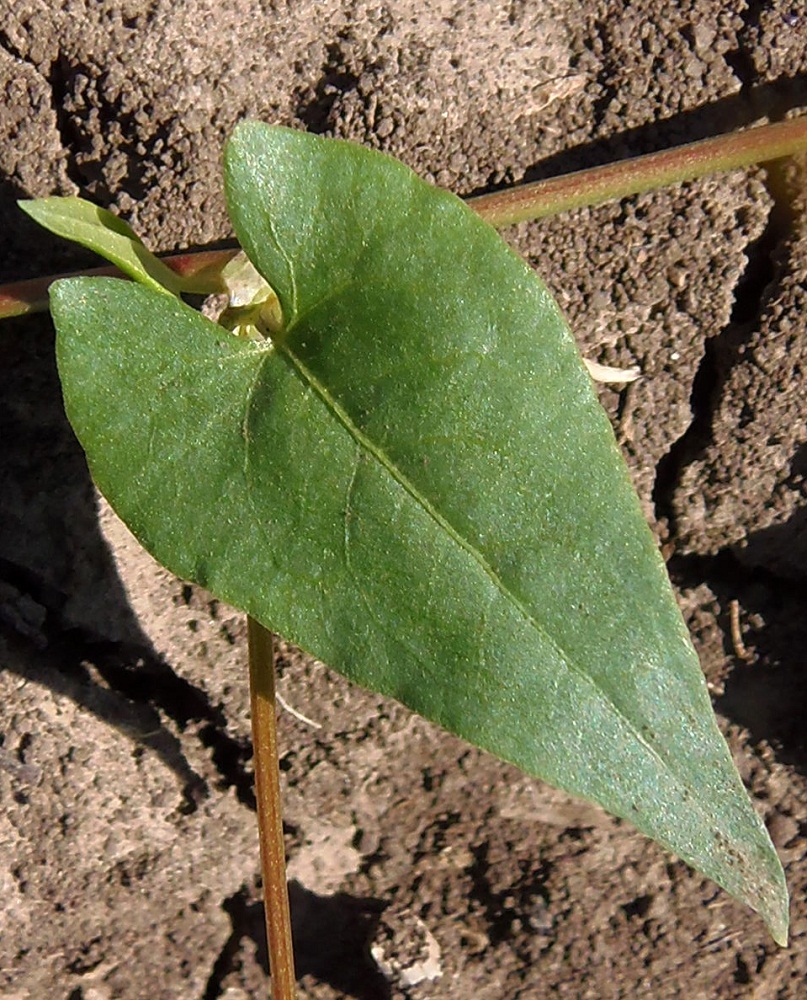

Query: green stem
left=467, top=115, right=807, bottom=226
left=2, top=115, right=806, bottom=320
left=0, top=248, right=239, bottom=320
left=247, top=617, right=297, bottom=1000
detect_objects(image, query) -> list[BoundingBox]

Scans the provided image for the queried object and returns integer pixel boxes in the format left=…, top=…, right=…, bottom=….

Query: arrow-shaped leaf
left=48, top=123, right=787, bottom=943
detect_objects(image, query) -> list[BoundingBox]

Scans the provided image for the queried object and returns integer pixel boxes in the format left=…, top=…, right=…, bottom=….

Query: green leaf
left=49, top=124, right=787, bottom=944
left=19, top=196, right=191, bottom=295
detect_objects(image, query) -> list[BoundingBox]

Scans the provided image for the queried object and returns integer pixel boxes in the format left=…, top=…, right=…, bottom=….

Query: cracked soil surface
left=1, top=2, right=806, bottom=997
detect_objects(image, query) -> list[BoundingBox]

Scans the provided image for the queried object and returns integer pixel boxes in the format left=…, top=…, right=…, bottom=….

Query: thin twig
left=247, top=617, right=297, bottom=1000
left=276, top=689, right=323, bottom=730
left=729, top=599, right=754, bottom=663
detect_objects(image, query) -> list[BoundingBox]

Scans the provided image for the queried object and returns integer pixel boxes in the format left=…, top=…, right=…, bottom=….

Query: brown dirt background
left=1, top=1, right=806, bottom=997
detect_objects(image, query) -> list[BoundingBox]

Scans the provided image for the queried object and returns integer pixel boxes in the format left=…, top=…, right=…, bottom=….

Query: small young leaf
left=19, top=196, right=199, bottom=295
left=217, top=252, right=284, bottom=339
left=48, top=125, right=788, bottom=944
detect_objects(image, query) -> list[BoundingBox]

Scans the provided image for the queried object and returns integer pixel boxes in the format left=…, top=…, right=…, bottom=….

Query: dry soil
left=1, top=2, right=806, bottom=998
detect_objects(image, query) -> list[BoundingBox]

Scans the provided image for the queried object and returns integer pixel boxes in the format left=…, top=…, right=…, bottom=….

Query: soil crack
left=652, top=157, right=796, bottom=541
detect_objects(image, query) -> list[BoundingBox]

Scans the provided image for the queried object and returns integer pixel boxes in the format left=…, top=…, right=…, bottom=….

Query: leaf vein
left=277, top=343, right=677, bottom=780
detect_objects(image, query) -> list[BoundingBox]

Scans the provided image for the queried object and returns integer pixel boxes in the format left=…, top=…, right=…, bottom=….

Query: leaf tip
left=751, top=853, right=789, bottom=947
left=766, top=890, right=790, bottom=949
left=17, top=198, right=39, bottom=220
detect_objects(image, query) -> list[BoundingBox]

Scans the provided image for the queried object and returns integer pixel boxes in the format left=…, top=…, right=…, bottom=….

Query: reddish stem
left=247, top=618, right=297, bottom=1000
left=467, top=115, right=807, bottom=226
left=0, top=248, right=239, bottom=319
left=2, top=115, right=806, bottom=320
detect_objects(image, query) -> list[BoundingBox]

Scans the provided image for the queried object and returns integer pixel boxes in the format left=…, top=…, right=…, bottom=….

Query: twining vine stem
left=466, top=114, right=807, bottom=225
left=2, top=115, right=805, bottom=320
left=247, top=617, right=297, bottom=1000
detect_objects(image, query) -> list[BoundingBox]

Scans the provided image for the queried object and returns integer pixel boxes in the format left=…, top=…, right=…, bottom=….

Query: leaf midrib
left=268, top=339, right=711, bottom=814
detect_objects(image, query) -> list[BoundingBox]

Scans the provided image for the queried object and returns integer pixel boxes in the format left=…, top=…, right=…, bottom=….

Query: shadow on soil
left=0, top=312, right=255, bottom=810
left=670, top=542, right=807, bottom=775
left=721, top=512, right=807, bottom=774
left=467, top=73, right=807, bottom=196
left=204, top=881, right=389, bottom=1000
